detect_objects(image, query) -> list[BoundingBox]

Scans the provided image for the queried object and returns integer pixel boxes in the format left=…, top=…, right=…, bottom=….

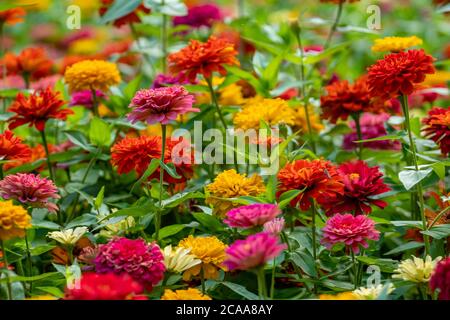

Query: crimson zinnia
left=321, top=160, right=391, bottom=215
left=422, top=106, right=450, bottom=156
left=8, top=88, right=73, bottom=131
left=367, top=49, right=435, bottom=99
left=277, top=159, right=344, bottom=211
left=430, top=257, right=450, bottom=300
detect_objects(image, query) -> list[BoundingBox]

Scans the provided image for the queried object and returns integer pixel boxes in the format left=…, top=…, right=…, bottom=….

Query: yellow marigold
left=206, top=169, right=266, bottom=217
left=0, top=201, right=31, bottom=241
left=371, top=36, right=423, bottom=53
left=161, top=288, right=212, bottom=300
left=69, top=39, right=100, bottom=56
left=423, top=71, right=450, bottom=87
left=64, top=60, right=121, bottom=92
left=319, top=292, right=358, bottom=300
left=233, top=97, right=296, bottom=130
left=178, top=235, right=227, bottom=281
left=293, top=105, right=324, bottom=133
left=196, top=77, right=245, bottom=106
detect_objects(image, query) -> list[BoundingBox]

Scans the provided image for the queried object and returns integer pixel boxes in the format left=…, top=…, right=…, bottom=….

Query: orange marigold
left=277, top=159, right=344, bottom=211
left=0, top=7, right=26, bottom=25
left=8, top=88, right=73, bottom=131
left=168, top=36, right=239, bottom=82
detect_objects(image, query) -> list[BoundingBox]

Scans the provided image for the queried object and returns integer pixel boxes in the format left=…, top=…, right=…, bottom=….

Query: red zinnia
left=320, top=76, right=388, bottom=123
left=367, top=49, right=435, bottom=99
left=0, top=7, right=26, bottom=25
left=168, top=36, right=239, bottom=83
left=422, top=106, right=450, bottom=156
left=0, top=131, right=31, bottom=171
left=99, top=0, right=150, bottom=28
left=0, top=47, right=53, bottom=81
left=277, top=159, right=344, bottom=211
left=8, top=88, right=73, bottom=131
left=110, top=135, right=193, bottom=184
left=321, top=160, right=391, bottom=215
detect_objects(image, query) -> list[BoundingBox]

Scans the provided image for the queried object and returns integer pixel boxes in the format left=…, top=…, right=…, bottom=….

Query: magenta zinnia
left=127, top=86, right=198, bottom=125
left=224, top=204, right=282, bottom=229
left=224, top=232, right=286, bottom=271
left=0, top=173, right=60, bottom=212
left=430, top=257, right=450, bottom=300
left=321, top=213, right=379, bottom=253
left=94, top=237, right=165, bottom=290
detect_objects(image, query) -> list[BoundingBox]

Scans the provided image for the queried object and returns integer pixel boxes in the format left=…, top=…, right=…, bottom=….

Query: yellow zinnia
left=69, top=39, right=100, bottom=56
left=64, top=60, right=121, bottom=92
left=0, top=201, right=31, bottom=241
left=178, top=235, right=227, bottom=281
left=423, top=71, right=450, bottom=87
left=206, top=169, right=266, bottom=217
left=371, top=36, right=423, bottom=53
left=233, top=97, right=296, bottom=130
left=293, top=104, right=324, bottom=133
left=196, top=77, right=245, bottom=106
left=161, top=288, right=212, bottom=300
left=319, top=292, right=358, bottom=300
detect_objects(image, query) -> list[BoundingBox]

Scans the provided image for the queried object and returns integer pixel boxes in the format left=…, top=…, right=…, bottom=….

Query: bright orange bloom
left=277, top=159, right=344, bottom=211
left=0, top=131, right=31, bottom=171
left=99, top=0, right=150, bottom=28
left=423, top=106, right=450, bottom=156
left=8, top=88, right=73, bottom=131
left=0, top=47, right=53, bottom=81
left=320, top=76, right=387, bottom=123
left=0, top=7, right=26, bottom=25
left=168, top=36, right=239, bottom=82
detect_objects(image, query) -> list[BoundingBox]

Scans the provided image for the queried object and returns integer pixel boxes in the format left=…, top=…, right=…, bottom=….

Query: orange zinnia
left=0, top=131, right=31, bottom=171
left=0, top=7, right=26, bottom=25
left=8, top=88, right=73, bottom=131
left=168, top=36, right=239, bottom=82
left=0, top=47, right=53, bottom=81
left=277, top=159, right=344, bottom=211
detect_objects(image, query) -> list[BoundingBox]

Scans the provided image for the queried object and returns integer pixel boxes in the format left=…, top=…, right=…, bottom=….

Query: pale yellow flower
left=393, top=255, right=442, bottom=283
left=163, top=245, right=201, bottom=273
left=352, top=284, right=394, bottom=300
left=371, top=36, right=423, bottom=53
left=47, top=227, right=88, bottom=245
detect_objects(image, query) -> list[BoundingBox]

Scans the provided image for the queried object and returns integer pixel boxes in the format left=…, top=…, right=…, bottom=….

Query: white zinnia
left=163, top=245, right=201, bottom=273
left=352, top=284, right=394, bottom=300
left=393, top=255, right=442, bottom=283
left=47, top=227, right=88, bottom=245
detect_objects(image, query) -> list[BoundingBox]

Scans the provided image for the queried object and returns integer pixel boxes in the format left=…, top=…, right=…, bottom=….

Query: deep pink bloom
left=127, top=86, right=198, bottom=125
left=224, top=204, right=282, bottom=229
left=224, top=232, right=286, bottom=271
left=151, top=73, right=190, bottom=89
left=0, top=173, right=60, bottom=212
left=263, top=217, right=285, bottom=235
left=94, top=237, right=165, bottom=290
left=64, top=272, right=147, bottom=300
left=173, top=4, right=223, bottom=29
left=430, top=257, right=450, bottom=300
left=343, top=113, right=401, bottom=151
left=69, top=90, right=106, bottom=108
left=321, top=213, right=379, bottom=253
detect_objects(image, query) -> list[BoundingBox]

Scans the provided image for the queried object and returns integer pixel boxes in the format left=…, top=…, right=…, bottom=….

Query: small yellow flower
left=163, top=245, right=201, bottom=273
left=64, top=60, right=121, bottom=92
left=27, top=295, right=58, bottom=300
left=0, top=201, right=31, bottom=241
left=293, top=104, right=324, bottom=133
left=47, top=227, right=88, bottom=245
left=69, top=39, right=100, bottom=56
left=319, top=292, right=358, bottom=300
left=233, top=97, right=296, bottom=130
left=352, top=284, right=394, bottom=300
left=178, top=235, right=227, bottom=281
left=98, top=213, right=135, bottom=238
left=423, top=71, right=450, bottom=87
left=161, top=288, right=212, bottom=300
left=72, top=0, right=101, bottom=11
left=371, top=36, right=423, bottom=53
left=206, top=169, right=266, bottom=217
left=393, top=255, right=441, bottom=283
left=98, top=104, right=118, bottom=118
left=196, top=77, right=245, bottom=106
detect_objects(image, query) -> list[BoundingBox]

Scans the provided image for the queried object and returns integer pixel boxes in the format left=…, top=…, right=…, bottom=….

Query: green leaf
left=30, top=244, right=56, bottom=256
left=89, top=117, right=112, bottom=147
left=278, top=189, right=302, bottom=209
left=399, top=168, right=433, bottom=190
left=391, top=220, right=424, bottom=229
left=421, top=224, right=450, bottom=240
left=64, top=130, right=95, bottom=152
left=156, top=224, right=186, bottom=239
left=355, top=135, right=401, bottom=143
left=100, top=0, right=141, bottom=24
left=94, top=186, right=105, bottom=211
left=130, top=158, right=160, bottom=193
left=123, top=75, right=142, bottom=100
left=356, top=256, right=398, bottom=273
left=100, top=202, right=156, bottom=221
left=65, top=214, right=97, bottom=229
left=384, top=242, right=424, bottom=255
left=192, top=212, right=223, bottom=231
left=220, top=281, right=259, bottom=300
left=5, top=159, right=46, bottom=175
left=31, top=219, right=61, bottom=230
left=35, top=286, right=65, bottom=298
left=0, top=272, right=61, bottom=284
left=224, top=65, right=265, bottom=95
left=262, top=51, right=287, bottom=88
left=160, top=161, right=181, bottom=179
left=288, top=250, right=317, bottom=277
left=161, top=191, right=204, bottom=208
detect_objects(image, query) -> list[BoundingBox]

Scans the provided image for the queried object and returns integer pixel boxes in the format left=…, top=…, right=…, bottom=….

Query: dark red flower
left=422, top=106, right=450, bottom=156
left=367, top=49, right=435, bottom=99
left=277, top=159, right=344, bottom=211
left=8, top=88, right=73, bottom=131
left=430, top=257, right=450, bottom=300
left=321, top=160, right=391, bottom=215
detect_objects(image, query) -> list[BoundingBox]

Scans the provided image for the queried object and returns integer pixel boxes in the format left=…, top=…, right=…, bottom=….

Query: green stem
left=351, top=250, right=358, bottom=289
left=23, top=73, right=30, bottom=90
left=270, top=259, right=276, bottom=299
left=91, top=88, right=99, bottom=117
left=399, top=95, right=430, bottom=256
left=353, top=113, right=363, bottom=160
left=324, top=1, right=344, bottom=49
left=0, top=240, right=12, bottom=300
left=311, top=199, right=318, bottom=294
left=155, top=124, right=167, bottom=242
left=256, top=266, right=267, bottom=300
left=0, top=164, right=3, bottom=180
left=206, top=77, right=227, bottom=131
left=200, top=264, right=206, bottom=295
left=40, top=128, right=55, bottom=182
left=24, top=233, right=33, bottom=294
left=161, top=0, right=168, bottom=73
left=429, top=205, right=450, bottom=229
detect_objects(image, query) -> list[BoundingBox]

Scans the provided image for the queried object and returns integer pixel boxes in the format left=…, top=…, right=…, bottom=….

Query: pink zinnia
left=224, top=203, right=282, bottom=229
left=127, top=86, right=198, bottom=125
left=430, top=257, right=450, bottom=300
left=321, top=213, right=379, bottom=254
left=263, top=217, right=285, bottom=235
left=94, top=237, right=165, bottom=290
left=224, top=232, right=287, bottom=271
left=0, top=173, right=60, bottom=212
left=70, top=90, right=106, bottom=108
left=173, top=4, right=223, bottom=29
left=151, top=73, right=190, bottom=89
